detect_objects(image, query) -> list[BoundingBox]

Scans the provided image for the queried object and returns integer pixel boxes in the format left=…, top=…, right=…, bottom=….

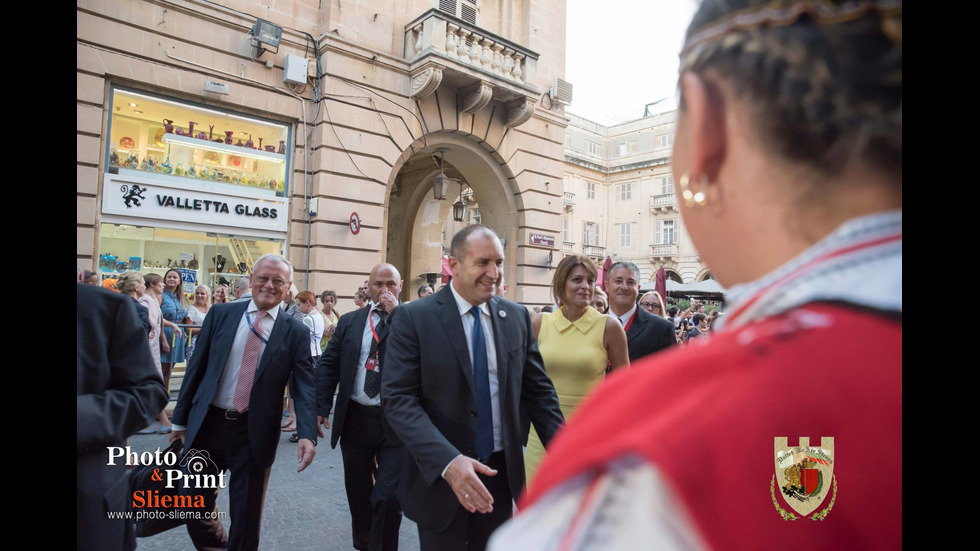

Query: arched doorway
left=385, top=132, right=519, bottom=303
left=664, top=269, right=683, bottom=283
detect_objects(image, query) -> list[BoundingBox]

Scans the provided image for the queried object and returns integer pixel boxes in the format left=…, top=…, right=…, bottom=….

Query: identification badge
left=365, top=357, right=380, bottom=372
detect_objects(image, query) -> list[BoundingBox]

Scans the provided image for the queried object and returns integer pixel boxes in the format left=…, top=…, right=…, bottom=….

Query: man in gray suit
left=383, top=225, right=564, bottom=551
left=233, top=276, right=251, bottom=302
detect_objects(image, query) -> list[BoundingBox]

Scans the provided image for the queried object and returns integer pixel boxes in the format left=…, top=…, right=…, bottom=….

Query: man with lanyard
left=606, top=261, right=677, bottom=362
left=317, top=263, right=406, bottom=550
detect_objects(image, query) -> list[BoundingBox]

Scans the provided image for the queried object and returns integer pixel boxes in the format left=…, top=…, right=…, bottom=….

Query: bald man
left=317, top=263, right=406, bottom=551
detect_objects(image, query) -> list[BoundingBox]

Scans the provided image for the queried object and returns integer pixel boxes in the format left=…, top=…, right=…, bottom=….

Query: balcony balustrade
left=405, top=9, right=538, bottom=127
left=649, top=193, right=677, bottom=212
left=650, top=243, right=677, bottom=259
left=584, top=245, right=605, bottom=258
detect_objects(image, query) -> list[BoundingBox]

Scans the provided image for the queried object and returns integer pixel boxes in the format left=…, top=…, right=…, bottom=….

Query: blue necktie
left=470, top=306, right=493, bottom=462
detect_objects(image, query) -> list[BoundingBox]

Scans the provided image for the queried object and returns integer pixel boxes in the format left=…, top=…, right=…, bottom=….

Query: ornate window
left=619, top=223, right=632, bottom=247
left=658, top=219, right=676, bottom=244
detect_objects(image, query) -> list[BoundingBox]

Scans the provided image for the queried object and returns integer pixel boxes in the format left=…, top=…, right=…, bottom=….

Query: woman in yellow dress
left=525, top=255, right=629, bottom=483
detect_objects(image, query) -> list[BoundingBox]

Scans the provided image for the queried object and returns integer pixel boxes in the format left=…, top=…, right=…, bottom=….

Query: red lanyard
left=623, top=308, right=638, bottom=332
left=368, top=311, right=381, bottom=355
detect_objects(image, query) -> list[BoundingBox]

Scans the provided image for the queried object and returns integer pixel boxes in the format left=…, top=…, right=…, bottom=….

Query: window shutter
left=439, top=0, right=458, bottom=16
left=461, top=0, right=477, bottom=24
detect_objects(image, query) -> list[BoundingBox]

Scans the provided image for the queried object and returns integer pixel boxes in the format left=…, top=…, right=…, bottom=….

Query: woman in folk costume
left=490, top=1, right=902, bottom=549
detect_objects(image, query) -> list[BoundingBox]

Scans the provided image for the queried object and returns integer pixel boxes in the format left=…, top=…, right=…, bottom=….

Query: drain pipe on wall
left=303, top=32, right=324, bottom=289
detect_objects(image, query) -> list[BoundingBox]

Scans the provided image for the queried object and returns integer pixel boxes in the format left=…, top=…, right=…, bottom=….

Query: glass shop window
left=106, top=88, right=291, bottom=198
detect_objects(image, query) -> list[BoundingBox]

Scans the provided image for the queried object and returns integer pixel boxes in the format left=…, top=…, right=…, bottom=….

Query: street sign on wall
left=529, top=233, right=555, bottom=247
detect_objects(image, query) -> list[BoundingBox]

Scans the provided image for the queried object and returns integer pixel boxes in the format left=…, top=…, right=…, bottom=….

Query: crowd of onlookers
left=83, top=267, right=722, bottom=370
left=526, top=282, right=723, bottom=346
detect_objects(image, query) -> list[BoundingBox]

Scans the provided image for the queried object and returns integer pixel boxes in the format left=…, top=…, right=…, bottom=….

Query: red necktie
left=233, top=311, right=266, bottom=412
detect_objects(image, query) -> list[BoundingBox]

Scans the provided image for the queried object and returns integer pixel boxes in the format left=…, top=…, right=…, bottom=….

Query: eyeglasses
left=254, top=276, right=287, bottom=288
left=639, top=302, right=661, bottom=311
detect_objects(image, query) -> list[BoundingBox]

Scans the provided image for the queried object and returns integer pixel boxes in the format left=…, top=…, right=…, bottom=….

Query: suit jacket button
left=470, top=410, right=477, bottom=417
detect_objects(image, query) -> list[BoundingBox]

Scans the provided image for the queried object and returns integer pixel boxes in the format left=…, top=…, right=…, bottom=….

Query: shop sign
left=179, top=268, right=197, bottom=294
left=102, top=172, right=288, bottom=233
left=529, top=233, right=555, bottom=247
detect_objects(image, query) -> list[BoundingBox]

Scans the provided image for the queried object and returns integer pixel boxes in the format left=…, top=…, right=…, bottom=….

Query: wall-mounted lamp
left=251, top=19, right=282, bottom=58
left=433, top=147, right=450, bottom=200
left=547, top=250, right=554, bottom=267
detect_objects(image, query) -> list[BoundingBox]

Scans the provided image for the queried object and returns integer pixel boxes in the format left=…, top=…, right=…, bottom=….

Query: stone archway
left=664, top=269, right=683, bottom=284
left=385, top=132, right=519, bottom=303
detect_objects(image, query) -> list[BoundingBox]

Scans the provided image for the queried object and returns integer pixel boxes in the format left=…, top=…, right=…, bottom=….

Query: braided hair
left=681, top=1, right=901, bottom=179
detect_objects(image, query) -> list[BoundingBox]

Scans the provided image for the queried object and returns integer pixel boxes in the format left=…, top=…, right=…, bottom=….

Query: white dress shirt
left=615, top=303, right=638, bottom=327
left=212, top=300, right=278, bottom=410
left=350, top=302, right=392, bottom=407
left=449, top=283, right=503, bottom=453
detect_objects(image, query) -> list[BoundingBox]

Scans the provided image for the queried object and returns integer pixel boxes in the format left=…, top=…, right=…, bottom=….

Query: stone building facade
left=77, top=0, right=570, bottom=310
left=562, top=110, right=710, bottom=285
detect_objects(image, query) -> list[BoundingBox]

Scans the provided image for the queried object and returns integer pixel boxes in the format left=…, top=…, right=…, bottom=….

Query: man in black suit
left=606, top=262, right=677, bottom=361
left=383, top=225, right=564, bottom=551
left=317, top=263, right=406, bottom=551
left=170, top=254, right=317, bottom=551
left=77, top=280, right=169, bottom=551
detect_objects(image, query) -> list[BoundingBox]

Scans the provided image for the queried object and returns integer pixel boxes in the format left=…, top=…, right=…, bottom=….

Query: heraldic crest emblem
left=771, top=436, right=836, bottom=520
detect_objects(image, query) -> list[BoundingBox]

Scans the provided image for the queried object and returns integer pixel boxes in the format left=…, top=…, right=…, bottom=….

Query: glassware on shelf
left=99, top=254, right=117, bottom=271
left=163, top=119, right=174, bottom=133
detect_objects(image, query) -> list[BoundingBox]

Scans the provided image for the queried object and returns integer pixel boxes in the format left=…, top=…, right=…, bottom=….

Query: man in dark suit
left=77, top=280, right=169, bottom=551
left=170, top=254, right=317, bottom=551
left=606, top=262, right=677, bottom=361
left=317, top=263, right=406, bottom=551
left=383, top=225, right=565, bottom=551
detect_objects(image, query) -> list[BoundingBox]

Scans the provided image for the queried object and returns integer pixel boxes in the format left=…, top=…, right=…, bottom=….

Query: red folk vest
left=523, top=303, right=902, bottom=550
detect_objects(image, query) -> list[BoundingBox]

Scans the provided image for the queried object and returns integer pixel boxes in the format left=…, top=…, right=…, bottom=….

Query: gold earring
left=679, top=173, right=708, bottom=207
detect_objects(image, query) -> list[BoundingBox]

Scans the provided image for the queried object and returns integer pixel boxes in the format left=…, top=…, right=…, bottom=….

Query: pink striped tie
left=233, top=311, right=266, bottom=412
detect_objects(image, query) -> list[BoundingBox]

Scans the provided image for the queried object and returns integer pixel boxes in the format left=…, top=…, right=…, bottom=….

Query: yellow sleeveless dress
left=525, top=306, right=608, bottom=484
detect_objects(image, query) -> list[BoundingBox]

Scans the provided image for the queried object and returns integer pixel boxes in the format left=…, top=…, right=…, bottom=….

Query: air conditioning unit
left=550, top=78, right=573, bottom=106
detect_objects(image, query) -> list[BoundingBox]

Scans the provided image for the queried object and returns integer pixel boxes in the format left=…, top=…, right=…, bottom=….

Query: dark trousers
left=417, top=451, right=511, bottom=551
left=183, top=406, right=271, bottom=551
left=340, top=401, right=404, bottom=551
